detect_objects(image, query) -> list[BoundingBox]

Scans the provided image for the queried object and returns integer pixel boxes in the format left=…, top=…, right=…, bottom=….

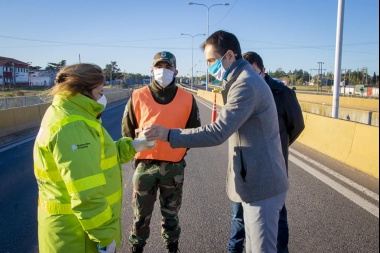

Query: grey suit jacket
left=169, top=59, right=288, bottom=203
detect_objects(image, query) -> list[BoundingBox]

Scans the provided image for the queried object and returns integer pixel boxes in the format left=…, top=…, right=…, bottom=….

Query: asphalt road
left=0, top=96, right=378, bottom=253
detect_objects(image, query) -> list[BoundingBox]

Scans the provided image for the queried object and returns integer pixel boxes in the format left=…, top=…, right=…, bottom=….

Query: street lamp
left=180, top=33, right=205, bottom=90
left=188, top=1, right=229, bottom=91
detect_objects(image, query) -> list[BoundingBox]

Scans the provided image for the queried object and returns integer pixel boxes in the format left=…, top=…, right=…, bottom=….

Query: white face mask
left=97, top=94, right=107, bottom=109
left=153, top=68, right=175, bottom=88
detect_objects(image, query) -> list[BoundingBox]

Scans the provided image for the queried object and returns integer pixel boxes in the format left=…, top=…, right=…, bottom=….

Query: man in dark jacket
left=228, top=51, right=305, bottom=253
left=122, top=51, right=201, bottom=253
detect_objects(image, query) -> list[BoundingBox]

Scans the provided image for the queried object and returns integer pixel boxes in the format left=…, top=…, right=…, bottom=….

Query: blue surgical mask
left=208, top=53, right=228, bottom=81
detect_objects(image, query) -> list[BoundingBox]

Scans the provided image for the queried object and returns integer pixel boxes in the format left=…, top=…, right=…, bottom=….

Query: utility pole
left=309, top=69, right=312, bottom=84
left=317, top=62, right=326, bottom=92
left=363, top=67, right=368, bottom=84
left=347, top=69, right=351, bottom=85
left=310, top=68, right=318, bottom=85
left=341, top=68, right=346, bottom=95
left=110, top=63, right=112, bottom=86
left=12, top=62, right=15, bottom=88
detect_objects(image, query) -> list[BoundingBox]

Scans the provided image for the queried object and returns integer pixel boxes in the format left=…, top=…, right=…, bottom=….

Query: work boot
left=166, top=241, right=180, bottom=253
left=131, top=245, right=144, bottom=253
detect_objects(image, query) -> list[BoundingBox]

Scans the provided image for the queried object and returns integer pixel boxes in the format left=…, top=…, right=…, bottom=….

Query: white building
left=29, top=70, right=56, bottom=86
left=0, top=56, right=29, bottom=86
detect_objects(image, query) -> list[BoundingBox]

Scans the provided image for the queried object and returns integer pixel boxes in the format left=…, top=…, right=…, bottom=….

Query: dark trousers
left=228, top=202, right=289, bottom=253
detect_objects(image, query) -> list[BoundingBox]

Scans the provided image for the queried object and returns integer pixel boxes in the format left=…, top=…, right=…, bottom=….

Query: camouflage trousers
left=129, top=159, right=186, bottom=248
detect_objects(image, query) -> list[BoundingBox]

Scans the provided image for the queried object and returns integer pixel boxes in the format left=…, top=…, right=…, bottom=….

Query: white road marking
left=289, top=154, right=379, bottom=218
left=195, top=97, right=220, bottom=112
left=290, top=148, right=379, bottom=202
left=0, top=136, right=36, bottom=153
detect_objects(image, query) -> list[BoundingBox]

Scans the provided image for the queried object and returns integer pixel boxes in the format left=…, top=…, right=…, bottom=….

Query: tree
left=46, top=60, right=66, bottom=71
left=326, top=72, right=334, bottom=86
left=272, top=68, right=286, bottom=79
left=371, top=72, right=379, bottom=85
left=301, top=71, right=311, bottom=85
left=199, top=74, right=215, bottom=83
left=103, top=62, right=122, bottom=83
left=29, top=66, right=43, bottom=70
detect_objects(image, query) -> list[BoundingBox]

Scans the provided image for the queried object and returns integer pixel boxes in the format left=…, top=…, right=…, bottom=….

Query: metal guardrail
left=0, top=89, right=127, bottom=110
left=294, top=90, right=379, bottom=99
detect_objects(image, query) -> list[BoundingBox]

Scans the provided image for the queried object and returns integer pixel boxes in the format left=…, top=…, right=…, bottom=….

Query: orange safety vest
left=132, top=86, right=193, bottom=162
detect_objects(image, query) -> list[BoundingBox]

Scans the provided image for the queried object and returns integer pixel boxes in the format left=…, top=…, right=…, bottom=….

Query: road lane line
left=289, top=154, right=379, bottom=218
left=0, top=136, right=36, bottom=153
left=195, top=97, right=213, bottom=110
left=290, top=148, right=379, bottom=202
left=195, top=97, right=221, bottom=113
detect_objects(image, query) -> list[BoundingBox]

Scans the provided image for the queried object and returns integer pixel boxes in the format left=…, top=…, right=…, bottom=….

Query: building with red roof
left=0, top=56, right=30, bottom=87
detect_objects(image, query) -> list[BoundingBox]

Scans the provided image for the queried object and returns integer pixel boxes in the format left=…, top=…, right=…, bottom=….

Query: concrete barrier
left=372, top=112, right=379, bottom=127
left=197, top=89, right=224, bottom=107
left=297, top=112, right=378, bottom=178
left=0, top=109, right=17, bottom=138
left=197, top=90, right=379, bottom=179
left=0, top=91, right=131, bottom=140
left=344, top=122, right=379, bottom=178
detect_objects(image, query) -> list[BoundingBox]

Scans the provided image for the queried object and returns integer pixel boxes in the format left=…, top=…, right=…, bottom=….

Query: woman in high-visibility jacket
left=33, top=63, right=150, bottom=253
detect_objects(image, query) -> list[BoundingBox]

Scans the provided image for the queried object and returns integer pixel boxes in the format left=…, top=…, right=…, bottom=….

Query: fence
left=0, top=88, right=125, bottom=110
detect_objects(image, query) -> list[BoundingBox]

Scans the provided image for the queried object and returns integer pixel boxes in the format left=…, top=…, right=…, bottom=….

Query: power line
left=0, top=34, right=378, bottom=55
left=211, top=0, right=239, bottom=26
left=0, top=35, right=184, bottom=46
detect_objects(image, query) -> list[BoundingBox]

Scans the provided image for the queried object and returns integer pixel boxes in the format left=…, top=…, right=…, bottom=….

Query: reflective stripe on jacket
left=132, top=86, right=192, bottom=162
left=33, top=93, right=135, bottom=253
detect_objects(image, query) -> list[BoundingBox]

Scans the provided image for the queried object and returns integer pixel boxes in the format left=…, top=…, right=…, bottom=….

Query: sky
left=0, top=0, right=378, bottom=78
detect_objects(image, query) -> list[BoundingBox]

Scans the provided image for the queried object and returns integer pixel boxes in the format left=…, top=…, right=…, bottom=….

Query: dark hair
left=52, top=63, right=105, bottom=98
left=201, top=30, right=242, bottom=60
left=242, top=51, right=264, bottom=70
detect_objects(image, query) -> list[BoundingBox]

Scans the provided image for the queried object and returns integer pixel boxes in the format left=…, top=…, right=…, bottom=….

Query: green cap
left=153, top=51, right=176, bottom=68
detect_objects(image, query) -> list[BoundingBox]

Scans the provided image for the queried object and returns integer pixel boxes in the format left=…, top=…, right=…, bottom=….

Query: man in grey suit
left=145, top=30, right=289, bottom=253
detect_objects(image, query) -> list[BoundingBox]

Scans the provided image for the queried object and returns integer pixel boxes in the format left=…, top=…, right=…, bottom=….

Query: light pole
left=181, top=33, right=205, bottom=90
left=188, top=2, right=229, bottom=91
left=27, top=62, right=32, bottom=86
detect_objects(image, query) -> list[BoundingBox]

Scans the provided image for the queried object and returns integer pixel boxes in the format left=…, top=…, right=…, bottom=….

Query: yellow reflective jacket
left=33, top=93, right=136, bottom=253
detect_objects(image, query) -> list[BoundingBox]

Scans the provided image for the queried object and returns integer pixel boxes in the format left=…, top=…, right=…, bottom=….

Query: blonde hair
left=51, top=63, right=105, bottom=98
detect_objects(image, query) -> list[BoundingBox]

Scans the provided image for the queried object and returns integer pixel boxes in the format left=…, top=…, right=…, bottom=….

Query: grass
left=289, top=85, right=332, bottom=93
left=0, top=86, right=52, bottom=98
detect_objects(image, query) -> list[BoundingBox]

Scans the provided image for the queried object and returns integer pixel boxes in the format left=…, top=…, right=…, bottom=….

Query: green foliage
left=123, top=73, right=150, bottom=80
left=45, top=60, right=66, bottom=71
left=103, top=61, right=122, bottom=82
left=267, top=68, right=378, bottom=86
left=29, top=66, right=42, bottom=70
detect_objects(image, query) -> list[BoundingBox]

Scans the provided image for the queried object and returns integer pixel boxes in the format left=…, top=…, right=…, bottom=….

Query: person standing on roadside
left=227, top=51, right=305, bottom=253
left=121, top=51, right=201, bottom=253
left=33, top=63, right=151, bottom=253
left=144, top=31, right=289, bottom=253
